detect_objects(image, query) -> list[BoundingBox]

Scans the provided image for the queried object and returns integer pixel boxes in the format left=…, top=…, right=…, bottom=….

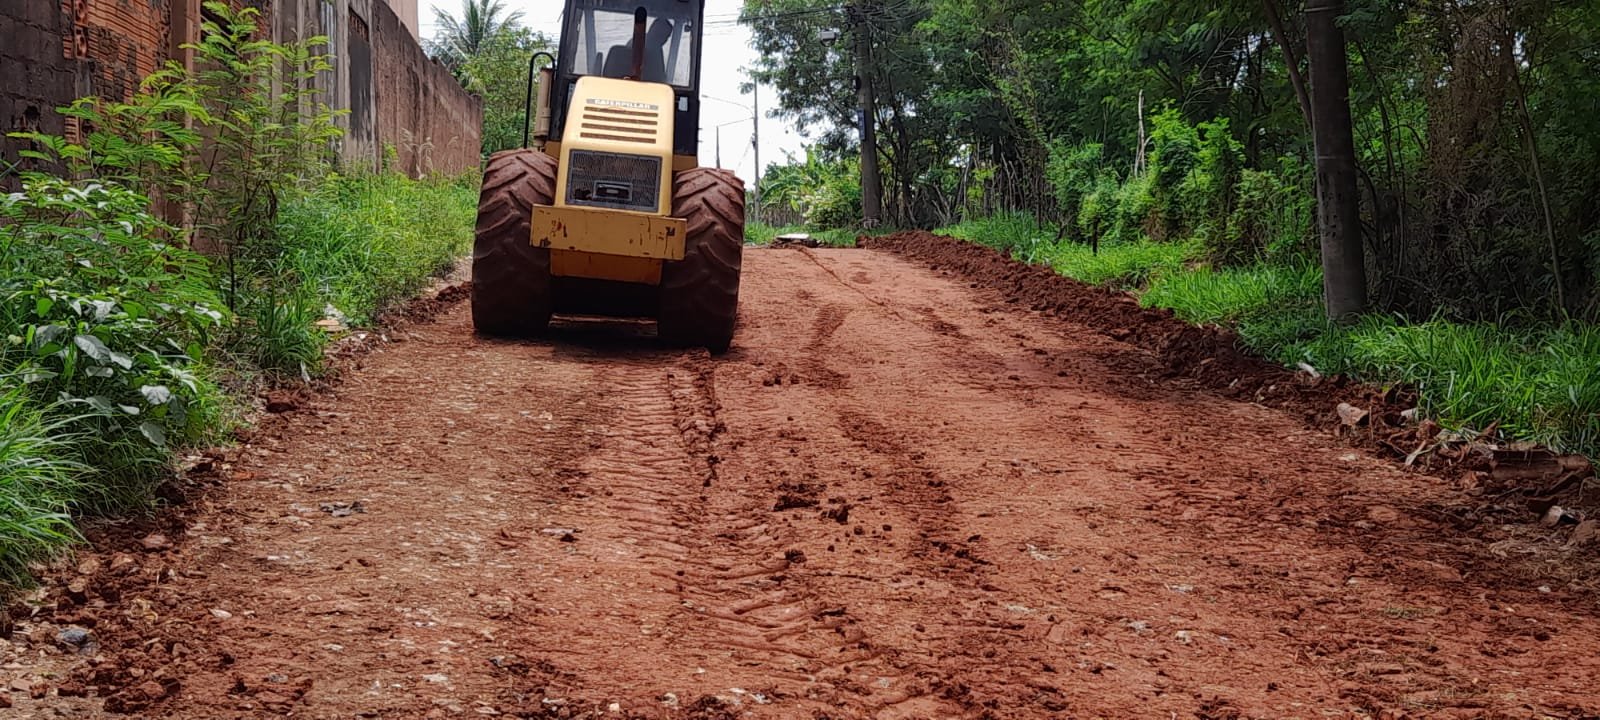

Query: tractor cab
left=549, top=0, right=704, bottom=158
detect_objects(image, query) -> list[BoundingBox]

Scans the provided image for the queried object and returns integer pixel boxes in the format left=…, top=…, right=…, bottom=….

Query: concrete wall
left=268, top=0, right=480, bottom=176
left=369, top=0, right=479, bottom=176
left=0, top=0, right=480, bottom=185
left=386, top=0, right=419, bottom=42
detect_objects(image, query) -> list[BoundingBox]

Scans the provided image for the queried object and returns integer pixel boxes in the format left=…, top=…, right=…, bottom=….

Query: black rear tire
left=660, top=168, right=745, bottom=353
left=472, top=149, right=557, bottom=337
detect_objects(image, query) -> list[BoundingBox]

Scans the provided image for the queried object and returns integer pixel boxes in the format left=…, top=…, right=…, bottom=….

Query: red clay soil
left=4, top=245, right=1600, bottom=718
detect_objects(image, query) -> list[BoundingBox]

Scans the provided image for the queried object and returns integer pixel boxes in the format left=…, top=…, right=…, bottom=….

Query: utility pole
left=703, top=92, right=762, bottom=223
left=752, top=83, right=762, bottom=226
left=1306, top=0, right=1366, bottom=321
left=853, top=0, right=883, bottom=227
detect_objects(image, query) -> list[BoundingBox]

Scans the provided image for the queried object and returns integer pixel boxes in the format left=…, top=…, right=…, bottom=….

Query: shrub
left=1046, top=141, right=1104, bottom=224
left=1179, top=118, right=1244, bottom=257
left=1227, top=157, right=1315, bottom=264
left=1, top=177, right=228, bottom=510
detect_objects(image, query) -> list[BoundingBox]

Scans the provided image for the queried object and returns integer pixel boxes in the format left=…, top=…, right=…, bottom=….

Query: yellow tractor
left=473, top=0, right=744, bottom=351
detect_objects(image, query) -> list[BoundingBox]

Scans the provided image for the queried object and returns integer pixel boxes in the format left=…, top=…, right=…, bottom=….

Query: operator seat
left=601, top=18, right=673, bottom=83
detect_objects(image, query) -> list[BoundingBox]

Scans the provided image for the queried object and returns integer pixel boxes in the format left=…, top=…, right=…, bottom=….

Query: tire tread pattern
left=660, top=168, right=745, bottom=352
left=472, top=149, right=558, bottom=336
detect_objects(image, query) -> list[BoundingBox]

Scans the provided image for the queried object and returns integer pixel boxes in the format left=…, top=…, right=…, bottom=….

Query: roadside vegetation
left=939, top=212, right=1600, bottom=456
left=0, top=4, right=476, bottom=587
left=746, top=1, right=1600, bottom=458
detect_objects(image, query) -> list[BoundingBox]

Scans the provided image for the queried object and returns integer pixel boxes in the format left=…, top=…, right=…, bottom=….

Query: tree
left=744, top=0, right=1600, bottom=319
left=429, top=0, right=526, bottom=71
left=1305, top=0, right=1365, bottom=321
left=458, top=27, right=553, bottom=156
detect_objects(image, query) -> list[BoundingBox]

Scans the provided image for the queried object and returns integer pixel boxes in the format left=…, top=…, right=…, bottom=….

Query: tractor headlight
left=566, top=150, right=663, bottom=214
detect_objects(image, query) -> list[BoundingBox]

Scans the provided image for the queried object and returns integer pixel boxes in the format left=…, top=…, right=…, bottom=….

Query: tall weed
left=0, top=388, right=84, bottom=586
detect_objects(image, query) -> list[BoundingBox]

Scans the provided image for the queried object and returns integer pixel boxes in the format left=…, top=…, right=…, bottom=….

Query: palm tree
left=429, top=0, right=525, bottom=69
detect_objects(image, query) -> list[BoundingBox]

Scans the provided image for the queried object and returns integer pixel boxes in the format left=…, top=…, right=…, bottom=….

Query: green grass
left=945, top=213, right=1600, bottom=458
left=1142, top=262, right=1322, bottom=325
left=938, top=212, right=1204, bottom=288
left=0, top=387, right=86, bottom=585
left=0, top=171, right=478, bottom=592
left=746, top=222, right=894, bottom=248
left=278, top=173, right=479, bottom=327
left=1041, top=239, right=1204, bottom=288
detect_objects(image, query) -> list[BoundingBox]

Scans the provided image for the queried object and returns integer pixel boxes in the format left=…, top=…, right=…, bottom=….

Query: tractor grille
left=578, top=104, right=661, bottom=146
left=566, top=150, right=662, bottom=214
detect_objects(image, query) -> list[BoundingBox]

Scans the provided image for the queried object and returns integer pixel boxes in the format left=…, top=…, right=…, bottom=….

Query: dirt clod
left=263, top=392, right=299, bottom=414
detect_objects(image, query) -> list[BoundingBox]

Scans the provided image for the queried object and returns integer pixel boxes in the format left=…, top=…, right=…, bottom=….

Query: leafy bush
left=1, top=177, right=228, bottom=510
left=803, top=171, right=863, bottom=230
left=1110, top=170, right=1157, bottom=246
left=1227, top=157, right=1315, bottom=264
left=1146, top=109, right=1201, bottom=241
left=1178, top=118, right=1244, bottom=257
left=1046, top=141, right=1104, bottom=223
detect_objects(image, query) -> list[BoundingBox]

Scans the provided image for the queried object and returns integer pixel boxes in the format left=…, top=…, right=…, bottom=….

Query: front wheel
left=659, top=168, right=745, bottom=353
left=472, top=149, right=557, bottom=337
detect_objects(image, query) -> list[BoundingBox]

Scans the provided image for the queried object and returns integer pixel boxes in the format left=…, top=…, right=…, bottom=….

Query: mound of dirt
left=865, top=232, right=1342, bottom=401
left=865, top=231, right=1600, bottom=526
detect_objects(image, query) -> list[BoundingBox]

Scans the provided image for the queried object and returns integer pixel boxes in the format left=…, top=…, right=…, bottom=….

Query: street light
left=712, top=118, right=750, bottom=170
left=702, top=89, right=762, bottom=225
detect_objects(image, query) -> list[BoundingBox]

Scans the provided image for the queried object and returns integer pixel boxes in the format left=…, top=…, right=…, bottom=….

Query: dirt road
left=10, top=242, right=1600, bottom=718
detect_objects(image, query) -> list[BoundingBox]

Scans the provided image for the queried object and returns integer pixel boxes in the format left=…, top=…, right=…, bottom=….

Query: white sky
left=420, top=0, right=808, bottom=186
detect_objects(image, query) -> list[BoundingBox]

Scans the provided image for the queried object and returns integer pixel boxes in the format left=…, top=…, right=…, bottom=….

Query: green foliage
left=1043, top=239, right=1204, bottom=288
left=1045, top=142, right=1104, bottom=225
left=428, top=0, right=526, bottom=69
left=760, top=151, right=862, bottom=230
left=940, top=211, right=1053, bottom=261
left=1143, top=263, right=1323, bottom=326
left=1228, top=158, right=1315, bottom=264
left=0, top=176, right=228, bottom=511
left=1140, top=260, right=1600, bottom=456
left=11, top=68, right=205, bottom=198
left=185, top=3, right=343, bottom=315
left=277, top=173, right=478, bottom=329
left=0, top=4, right=478, bottom=589
left=746, top=0, right=1600, bottom=318
left=457, top=27, right=553, bottom=156
left=244, top=281, right=326, bottom=377
left=937, top=211, right=1204, bottom=287
left=0, top=388, right=84, bottom=586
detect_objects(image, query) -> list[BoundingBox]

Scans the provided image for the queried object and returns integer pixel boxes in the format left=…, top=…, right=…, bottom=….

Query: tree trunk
left=1306, top=0, right=1366, bottom=321
left=854, top=1, right=884, bottom=227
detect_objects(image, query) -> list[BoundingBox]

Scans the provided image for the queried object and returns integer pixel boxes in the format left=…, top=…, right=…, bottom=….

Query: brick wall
left=0, top=2, right=75, bottom=185
left=0, top=0, right=481, bottom=185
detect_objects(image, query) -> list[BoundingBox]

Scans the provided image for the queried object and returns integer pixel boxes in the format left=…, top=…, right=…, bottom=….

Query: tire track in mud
left=713, top=251, right=1062, bottom=716
left=19, top=248, right=1600, bottom=719
left=505, top=347, right=904, bottom=715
